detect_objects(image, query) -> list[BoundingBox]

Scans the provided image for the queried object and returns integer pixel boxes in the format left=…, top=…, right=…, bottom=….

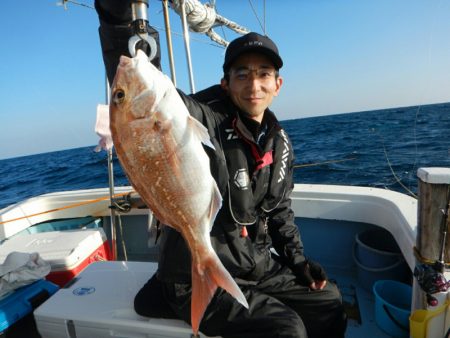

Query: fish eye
left=113, top=89, right=125, bottom=104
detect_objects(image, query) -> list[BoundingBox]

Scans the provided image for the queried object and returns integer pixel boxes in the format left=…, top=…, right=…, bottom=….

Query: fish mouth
left=119, top=55, right=133, bottom=67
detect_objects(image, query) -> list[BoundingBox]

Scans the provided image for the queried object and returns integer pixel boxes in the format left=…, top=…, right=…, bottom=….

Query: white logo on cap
left=245, top=41, right=263, bottom=47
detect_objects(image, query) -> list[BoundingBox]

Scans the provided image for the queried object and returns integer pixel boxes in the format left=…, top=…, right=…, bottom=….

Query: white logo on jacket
left=278, top=130, right=290, bottom=183
left=225, top=128, right=238, bottom=140
left=234, top=169, right=250, bottom=190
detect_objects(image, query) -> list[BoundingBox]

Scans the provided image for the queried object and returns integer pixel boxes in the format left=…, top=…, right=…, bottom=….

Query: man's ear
left=274, top=76, right=283, bottom=97
left=220, top=78, right=229, bottom=91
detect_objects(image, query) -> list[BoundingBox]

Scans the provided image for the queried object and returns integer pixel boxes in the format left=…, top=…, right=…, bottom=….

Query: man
left=95, top=1, right=347, bottom=337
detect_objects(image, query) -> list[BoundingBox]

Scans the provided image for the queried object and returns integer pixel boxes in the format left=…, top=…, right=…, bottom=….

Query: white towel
left=94, top=104, right=114, bottom=152
left=0, top=252, right=51, bottom=298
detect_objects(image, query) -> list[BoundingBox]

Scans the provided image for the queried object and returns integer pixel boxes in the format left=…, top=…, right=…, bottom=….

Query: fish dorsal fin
left=188, top=116, right=215, bottom=150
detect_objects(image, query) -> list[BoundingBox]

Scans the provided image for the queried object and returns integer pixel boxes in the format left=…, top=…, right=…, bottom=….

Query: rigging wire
left=210, top=0, right=228, bottom=43
left=154, top=25, right=225, bottom=48
left=248, top=0, right=265, bottom=34
left=263, top=0, right=266, bottom=35
left=56, top=0, right=93, bottom=10
left=55, top=0, right=225, bottom=48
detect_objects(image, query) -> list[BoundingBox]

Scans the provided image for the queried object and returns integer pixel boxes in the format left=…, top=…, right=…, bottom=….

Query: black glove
left=293, top=260, right=327, bottom=289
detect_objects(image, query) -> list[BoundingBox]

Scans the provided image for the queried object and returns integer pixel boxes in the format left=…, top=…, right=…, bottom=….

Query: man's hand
left=294, top=260, right=327, bottom=290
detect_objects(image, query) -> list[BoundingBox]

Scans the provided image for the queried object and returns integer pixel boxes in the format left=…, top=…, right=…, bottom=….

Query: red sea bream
left=109, top=50, right=248, bottom=335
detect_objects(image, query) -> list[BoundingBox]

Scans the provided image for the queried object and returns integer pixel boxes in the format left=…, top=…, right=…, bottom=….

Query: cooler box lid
left=0, top=279, right=58, bottom=332
left=34, top=261, right=218, bottom=338
left=0, top=229, right=107, bottom=271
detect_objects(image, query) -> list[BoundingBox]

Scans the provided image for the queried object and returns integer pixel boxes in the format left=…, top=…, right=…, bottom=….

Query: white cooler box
left=0, top=229, right=111, bottom=287
left=34, top=261, right=218, bottom=338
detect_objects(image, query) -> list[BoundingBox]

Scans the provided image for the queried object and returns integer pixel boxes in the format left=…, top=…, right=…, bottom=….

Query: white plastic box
left=0, top=229, right=111, bottom=287
left=34, top=261, right=218, bottom=338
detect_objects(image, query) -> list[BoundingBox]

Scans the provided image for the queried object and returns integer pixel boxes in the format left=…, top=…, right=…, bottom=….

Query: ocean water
left=0, top=103, right=449, bottom=210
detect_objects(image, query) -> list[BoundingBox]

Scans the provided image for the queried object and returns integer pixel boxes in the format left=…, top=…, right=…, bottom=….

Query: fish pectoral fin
left=187, top=116, right=215, bottom=150
left=131, top=89, right=156, bottom=119
left=191, top=254, right=248, bottom=335
left=208, top=183, right=223, bottom=232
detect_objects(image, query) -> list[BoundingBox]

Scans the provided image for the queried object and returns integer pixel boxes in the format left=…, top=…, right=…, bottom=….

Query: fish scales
left=109, top=50, right=248, bottom=335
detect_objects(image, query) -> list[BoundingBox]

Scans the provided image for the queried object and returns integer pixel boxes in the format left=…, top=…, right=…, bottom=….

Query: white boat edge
left=0, top=183, right=417, bottom=271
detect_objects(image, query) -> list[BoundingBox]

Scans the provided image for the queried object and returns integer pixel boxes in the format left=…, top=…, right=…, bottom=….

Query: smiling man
left=221, top=36, right=283, bottom=123
left=95, top=2, right=347, bottom=336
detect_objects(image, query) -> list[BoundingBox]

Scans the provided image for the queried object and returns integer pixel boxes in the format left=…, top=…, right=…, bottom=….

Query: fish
left=109, top=49, right=249, bottom=335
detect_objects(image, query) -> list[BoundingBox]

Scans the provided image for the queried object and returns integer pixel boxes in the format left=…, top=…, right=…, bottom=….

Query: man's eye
left=235, top=71, right=249, bottom=79
left=237, top=75, right=248, bottom=80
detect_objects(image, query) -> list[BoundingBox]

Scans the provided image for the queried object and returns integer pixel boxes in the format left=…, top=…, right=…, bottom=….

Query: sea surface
left=0, top=103, right=449, bottom=210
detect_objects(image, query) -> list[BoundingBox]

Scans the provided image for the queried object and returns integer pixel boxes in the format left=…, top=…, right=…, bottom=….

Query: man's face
left=221, top=52, right=283, bottom=122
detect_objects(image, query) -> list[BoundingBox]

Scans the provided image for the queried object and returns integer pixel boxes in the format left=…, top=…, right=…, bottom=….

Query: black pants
left=135, top=266, right=347, bottom=338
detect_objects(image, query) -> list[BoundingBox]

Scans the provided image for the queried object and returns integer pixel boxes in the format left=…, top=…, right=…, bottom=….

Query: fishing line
left=293, top=157, right=357, bottom=169
left=406, top=0, right=443, bottom=191
left=377, top=131, right=417, bottom=198
left=407, top=105, right=420, bottom=192
left=0, top=191, right=132, bottom=225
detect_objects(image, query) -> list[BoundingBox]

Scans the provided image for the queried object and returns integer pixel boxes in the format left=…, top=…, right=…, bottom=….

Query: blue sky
left=1, top=0, right=450, bottom=159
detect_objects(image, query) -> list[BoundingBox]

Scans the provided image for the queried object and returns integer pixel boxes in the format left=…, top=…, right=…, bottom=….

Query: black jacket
left=157, top=85, right=306, bottom=284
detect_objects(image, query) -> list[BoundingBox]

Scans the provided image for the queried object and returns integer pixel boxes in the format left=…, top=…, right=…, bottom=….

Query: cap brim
left=223, top=46, right=283, bottom=71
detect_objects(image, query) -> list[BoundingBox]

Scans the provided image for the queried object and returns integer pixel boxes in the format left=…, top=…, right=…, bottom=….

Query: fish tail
left=191, top=254, right=249, bottom=335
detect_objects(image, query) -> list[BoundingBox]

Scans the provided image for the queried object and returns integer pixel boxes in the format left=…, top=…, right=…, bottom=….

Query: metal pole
left=179, top=0, right=196, bottom=93
left=131, top=0, right=149, bottom=38
left=162, top=0, right=177, bottom=86
left=105, top=75, right=117, bottom=261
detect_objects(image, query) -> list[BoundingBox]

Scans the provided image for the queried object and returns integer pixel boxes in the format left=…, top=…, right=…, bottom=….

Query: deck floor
left=327, top=266, right=394, bottom=338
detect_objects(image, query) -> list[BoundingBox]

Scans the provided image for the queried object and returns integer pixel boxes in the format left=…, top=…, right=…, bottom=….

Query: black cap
left=223, top=32, right=283, bottom=72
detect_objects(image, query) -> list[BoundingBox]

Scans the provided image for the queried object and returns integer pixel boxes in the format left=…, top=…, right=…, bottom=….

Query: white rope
left=171, top=0, right=249, bottom=46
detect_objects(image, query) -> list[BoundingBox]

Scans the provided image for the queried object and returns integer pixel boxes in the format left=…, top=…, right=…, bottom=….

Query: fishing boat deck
left=102, top=215, right=411, bottom=338
left=33, top=259, right=396, bottom=338
left=328, top=266, right=392, bottom=337
left=0, top=185, right=416, bottom=337
left=298, top=217, right=412, bottom=338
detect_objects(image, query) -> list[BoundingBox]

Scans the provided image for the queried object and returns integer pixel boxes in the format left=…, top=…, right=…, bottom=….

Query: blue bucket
left=355, top=228, right=402, bottom=268
left=373, top=280, right=412, bottom=338
left=353, top=228, right=410, bottom=291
